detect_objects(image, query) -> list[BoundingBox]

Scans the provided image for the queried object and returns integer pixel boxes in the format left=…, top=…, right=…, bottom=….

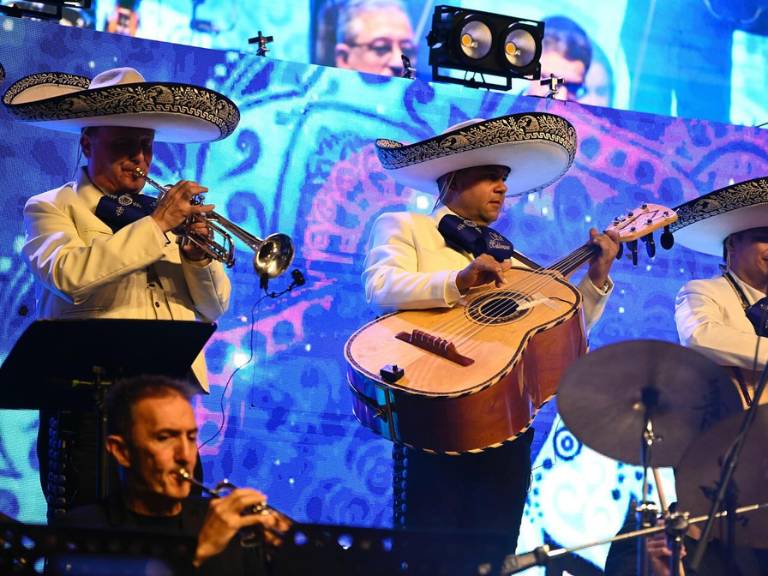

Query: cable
left=198, top=268, right=306, bottom=449
left=198, top=291, right=266, bottom=449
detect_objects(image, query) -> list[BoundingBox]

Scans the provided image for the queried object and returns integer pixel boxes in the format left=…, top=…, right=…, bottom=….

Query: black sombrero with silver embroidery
left=2, top=67, right=239, bottom=143
left=375, top=112, right=577, bottom=196
left=670, top=177, right=768, bottom=256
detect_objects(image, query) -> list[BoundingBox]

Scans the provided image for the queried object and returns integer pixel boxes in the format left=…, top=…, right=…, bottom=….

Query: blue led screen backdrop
left=72, top=0, right=768, bottom=126
left=1, top=15, right=768, bottom=572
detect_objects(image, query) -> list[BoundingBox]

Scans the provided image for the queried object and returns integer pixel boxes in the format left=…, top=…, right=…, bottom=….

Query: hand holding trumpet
left=136, top=168, right=295, bottom=274
left=195, top=487, right=292, bottom=566
left=176, top=468, right=292, bottom=567
left=149, top=179, right=214, bottom=262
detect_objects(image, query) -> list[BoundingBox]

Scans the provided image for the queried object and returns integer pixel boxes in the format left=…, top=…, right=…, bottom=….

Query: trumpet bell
left=133, top=168, right=295, bottom=279
left=255, top=233, right=295, bottom=278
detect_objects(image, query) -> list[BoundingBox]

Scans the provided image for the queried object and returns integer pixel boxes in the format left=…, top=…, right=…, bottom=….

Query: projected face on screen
left=527, top=16, right=593, bottom=102
left=333, top=0, right=415, bottom=77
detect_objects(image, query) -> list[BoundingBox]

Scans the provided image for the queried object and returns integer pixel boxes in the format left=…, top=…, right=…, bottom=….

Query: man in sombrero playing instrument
left=3, top=67, right=238, bottom=518
left=674, top=178, right=768, bottom=408
left=363, top=114, right=620, bottom=554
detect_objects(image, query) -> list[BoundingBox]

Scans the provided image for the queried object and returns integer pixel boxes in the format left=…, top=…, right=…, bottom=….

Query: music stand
left=0, top=518, right=196, bottom=576
left=0, top=319, right=216, bottom=501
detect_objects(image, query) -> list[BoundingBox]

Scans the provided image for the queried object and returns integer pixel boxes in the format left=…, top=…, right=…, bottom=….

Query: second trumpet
left=135, top=168, right=294, bottom=278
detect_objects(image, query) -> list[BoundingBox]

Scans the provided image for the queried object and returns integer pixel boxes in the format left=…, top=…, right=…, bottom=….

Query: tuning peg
left=642, top=234, right=656, bottom=258
left=660, top=226, right=674, bottom=250
left=628, top=239, right=639, bottom=266
left=616, top=243, right=624, bottom=260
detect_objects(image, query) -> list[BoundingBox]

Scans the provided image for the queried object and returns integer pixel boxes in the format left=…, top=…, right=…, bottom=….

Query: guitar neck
left=548, top=244, right=597, bottom=277
left=528, top=202, right=679, bottom=278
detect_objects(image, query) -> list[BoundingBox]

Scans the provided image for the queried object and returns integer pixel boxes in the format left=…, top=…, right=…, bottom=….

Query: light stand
left=401, top=54, right=415, bottom=79
left=540, top=74, right=564, bottom=99
left=248, top=30, right=274, bottom=57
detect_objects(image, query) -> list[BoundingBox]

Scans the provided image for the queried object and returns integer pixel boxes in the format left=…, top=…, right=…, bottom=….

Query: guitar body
left=344, top=267, right=588, bottom=454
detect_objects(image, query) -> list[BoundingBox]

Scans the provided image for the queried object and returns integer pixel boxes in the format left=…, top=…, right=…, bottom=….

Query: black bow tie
left=95, top=193, right=157, bottom=232
left=746, top=298, right=768, bottom=336
left=437, top=213, right=514, bottom=262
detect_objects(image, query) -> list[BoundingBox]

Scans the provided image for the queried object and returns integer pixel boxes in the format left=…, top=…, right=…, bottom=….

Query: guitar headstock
left=605, top=203, right=678, bottom=264
left=605, top=203, right=678, bottom=242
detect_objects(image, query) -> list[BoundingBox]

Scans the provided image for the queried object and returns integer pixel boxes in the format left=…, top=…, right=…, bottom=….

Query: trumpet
left=176, top=468, right=271, bottom=514
left=177, top=468, right=288, bottom=548
left=134, top=168, right=294, bottom=278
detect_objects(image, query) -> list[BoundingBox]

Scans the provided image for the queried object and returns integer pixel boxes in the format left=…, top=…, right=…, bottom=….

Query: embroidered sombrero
left=2, top=67, right=239, bottom=143
left=375, top=112, right=577, bottom=196
left=670, top=177, right=768, bottom=256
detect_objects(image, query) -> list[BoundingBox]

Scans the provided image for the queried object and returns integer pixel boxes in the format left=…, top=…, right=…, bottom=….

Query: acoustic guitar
left=345, top=204, right=678, bottom=454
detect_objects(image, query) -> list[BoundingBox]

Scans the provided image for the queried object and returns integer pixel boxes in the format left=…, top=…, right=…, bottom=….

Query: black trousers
left=394, top=428, right=534, bottom=566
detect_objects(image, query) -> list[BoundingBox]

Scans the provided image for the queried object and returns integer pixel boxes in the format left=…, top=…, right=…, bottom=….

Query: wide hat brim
left=670, top=177, right=768, bottom=256
left=375, top=112, right=577, bottom=196
left=2, top=72, right=239, bottom=143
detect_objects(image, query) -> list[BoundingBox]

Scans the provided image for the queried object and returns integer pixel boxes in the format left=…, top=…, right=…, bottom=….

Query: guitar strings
left=428, top=244, right=590, bottom=339
left=404, top=208, right=671, bottom=374
left=450, top=245, right=594, bottom=346
left=428, top=244, right=594, bottom=344
left=454, top=206, right=667, bottom=338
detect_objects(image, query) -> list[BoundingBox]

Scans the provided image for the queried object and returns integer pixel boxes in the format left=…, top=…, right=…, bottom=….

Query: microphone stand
left=688, top=312, right=768, bottom=572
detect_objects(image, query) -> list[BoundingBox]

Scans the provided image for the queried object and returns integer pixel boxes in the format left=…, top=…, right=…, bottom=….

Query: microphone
left=262, top=269, right=306, bottom=299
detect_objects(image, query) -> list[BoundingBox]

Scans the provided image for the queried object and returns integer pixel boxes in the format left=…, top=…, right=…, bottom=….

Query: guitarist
left=605, top=180, right=768, bottom=576
left=673, top=179, right=768, bottom=574
left=363, top=115, right=619, bottom=558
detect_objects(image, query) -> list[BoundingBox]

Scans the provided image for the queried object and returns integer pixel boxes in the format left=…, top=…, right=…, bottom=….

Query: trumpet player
left=65, top=375, right=291, bottom=575
left=5, top=66, right=238, bottom=518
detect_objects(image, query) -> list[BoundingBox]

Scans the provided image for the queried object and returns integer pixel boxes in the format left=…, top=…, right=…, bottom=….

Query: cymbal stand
left=652, top=468, right=687, bottom=576
left=636, top=387, right=661, bottom=576
left=689, top=356, right=768, bottom=572
left=635, top=386, right=686, bottom=576
left=500, top=501, right=768, bottom=575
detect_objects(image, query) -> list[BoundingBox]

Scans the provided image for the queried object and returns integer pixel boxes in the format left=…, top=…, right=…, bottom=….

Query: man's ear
left=106, top=434, right=131, bottom=468
left=80, top=132, right=92, bottom=159
left=335, top=43, right=351, bottom=66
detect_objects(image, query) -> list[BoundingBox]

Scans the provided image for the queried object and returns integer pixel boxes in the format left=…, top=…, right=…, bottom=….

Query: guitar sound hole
left=466, top=291, right=530, bottom=325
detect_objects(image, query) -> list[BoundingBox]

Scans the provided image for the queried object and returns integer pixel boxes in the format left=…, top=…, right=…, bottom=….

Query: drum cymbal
left=557, top=340, right=742, bottom=467
left=676, top=405, right=768, bottom=549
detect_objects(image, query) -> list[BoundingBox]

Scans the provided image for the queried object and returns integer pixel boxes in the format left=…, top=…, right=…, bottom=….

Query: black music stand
left=0, top=319, right=216, bottom=501
left=0, top=518, right=196, bottom=575
left=271, top=522, right=516, bottom=576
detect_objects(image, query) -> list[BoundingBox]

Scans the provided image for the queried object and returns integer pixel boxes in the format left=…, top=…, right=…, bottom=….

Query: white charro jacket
left=362, top=205, right=611, bottom=330
left=676, top=272, right=768, bottom=405
left=22, top=169, right=231, bottom=392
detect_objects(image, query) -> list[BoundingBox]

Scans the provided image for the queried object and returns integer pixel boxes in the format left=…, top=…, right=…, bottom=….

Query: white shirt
left=675, top=270, right=768, bottom=405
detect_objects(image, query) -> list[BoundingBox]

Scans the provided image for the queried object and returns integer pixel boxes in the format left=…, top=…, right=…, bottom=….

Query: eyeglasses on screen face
left=348, top=38, right=417, bottom=60
left=560, top=80, right=586, bottom=99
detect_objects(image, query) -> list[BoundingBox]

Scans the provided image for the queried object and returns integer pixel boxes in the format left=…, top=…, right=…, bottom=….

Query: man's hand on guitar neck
left=456, top=254, right=511, bottom=294
left=587, top=228, right=620, bottom=289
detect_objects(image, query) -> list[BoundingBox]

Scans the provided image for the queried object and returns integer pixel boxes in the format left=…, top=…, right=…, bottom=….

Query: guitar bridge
left=395, top=330, right=474, bottom=366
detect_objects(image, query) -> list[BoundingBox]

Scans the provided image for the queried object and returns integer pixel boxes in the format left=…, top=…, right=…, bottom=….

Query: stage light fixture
left=427, top=5, right=544, bottom=91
